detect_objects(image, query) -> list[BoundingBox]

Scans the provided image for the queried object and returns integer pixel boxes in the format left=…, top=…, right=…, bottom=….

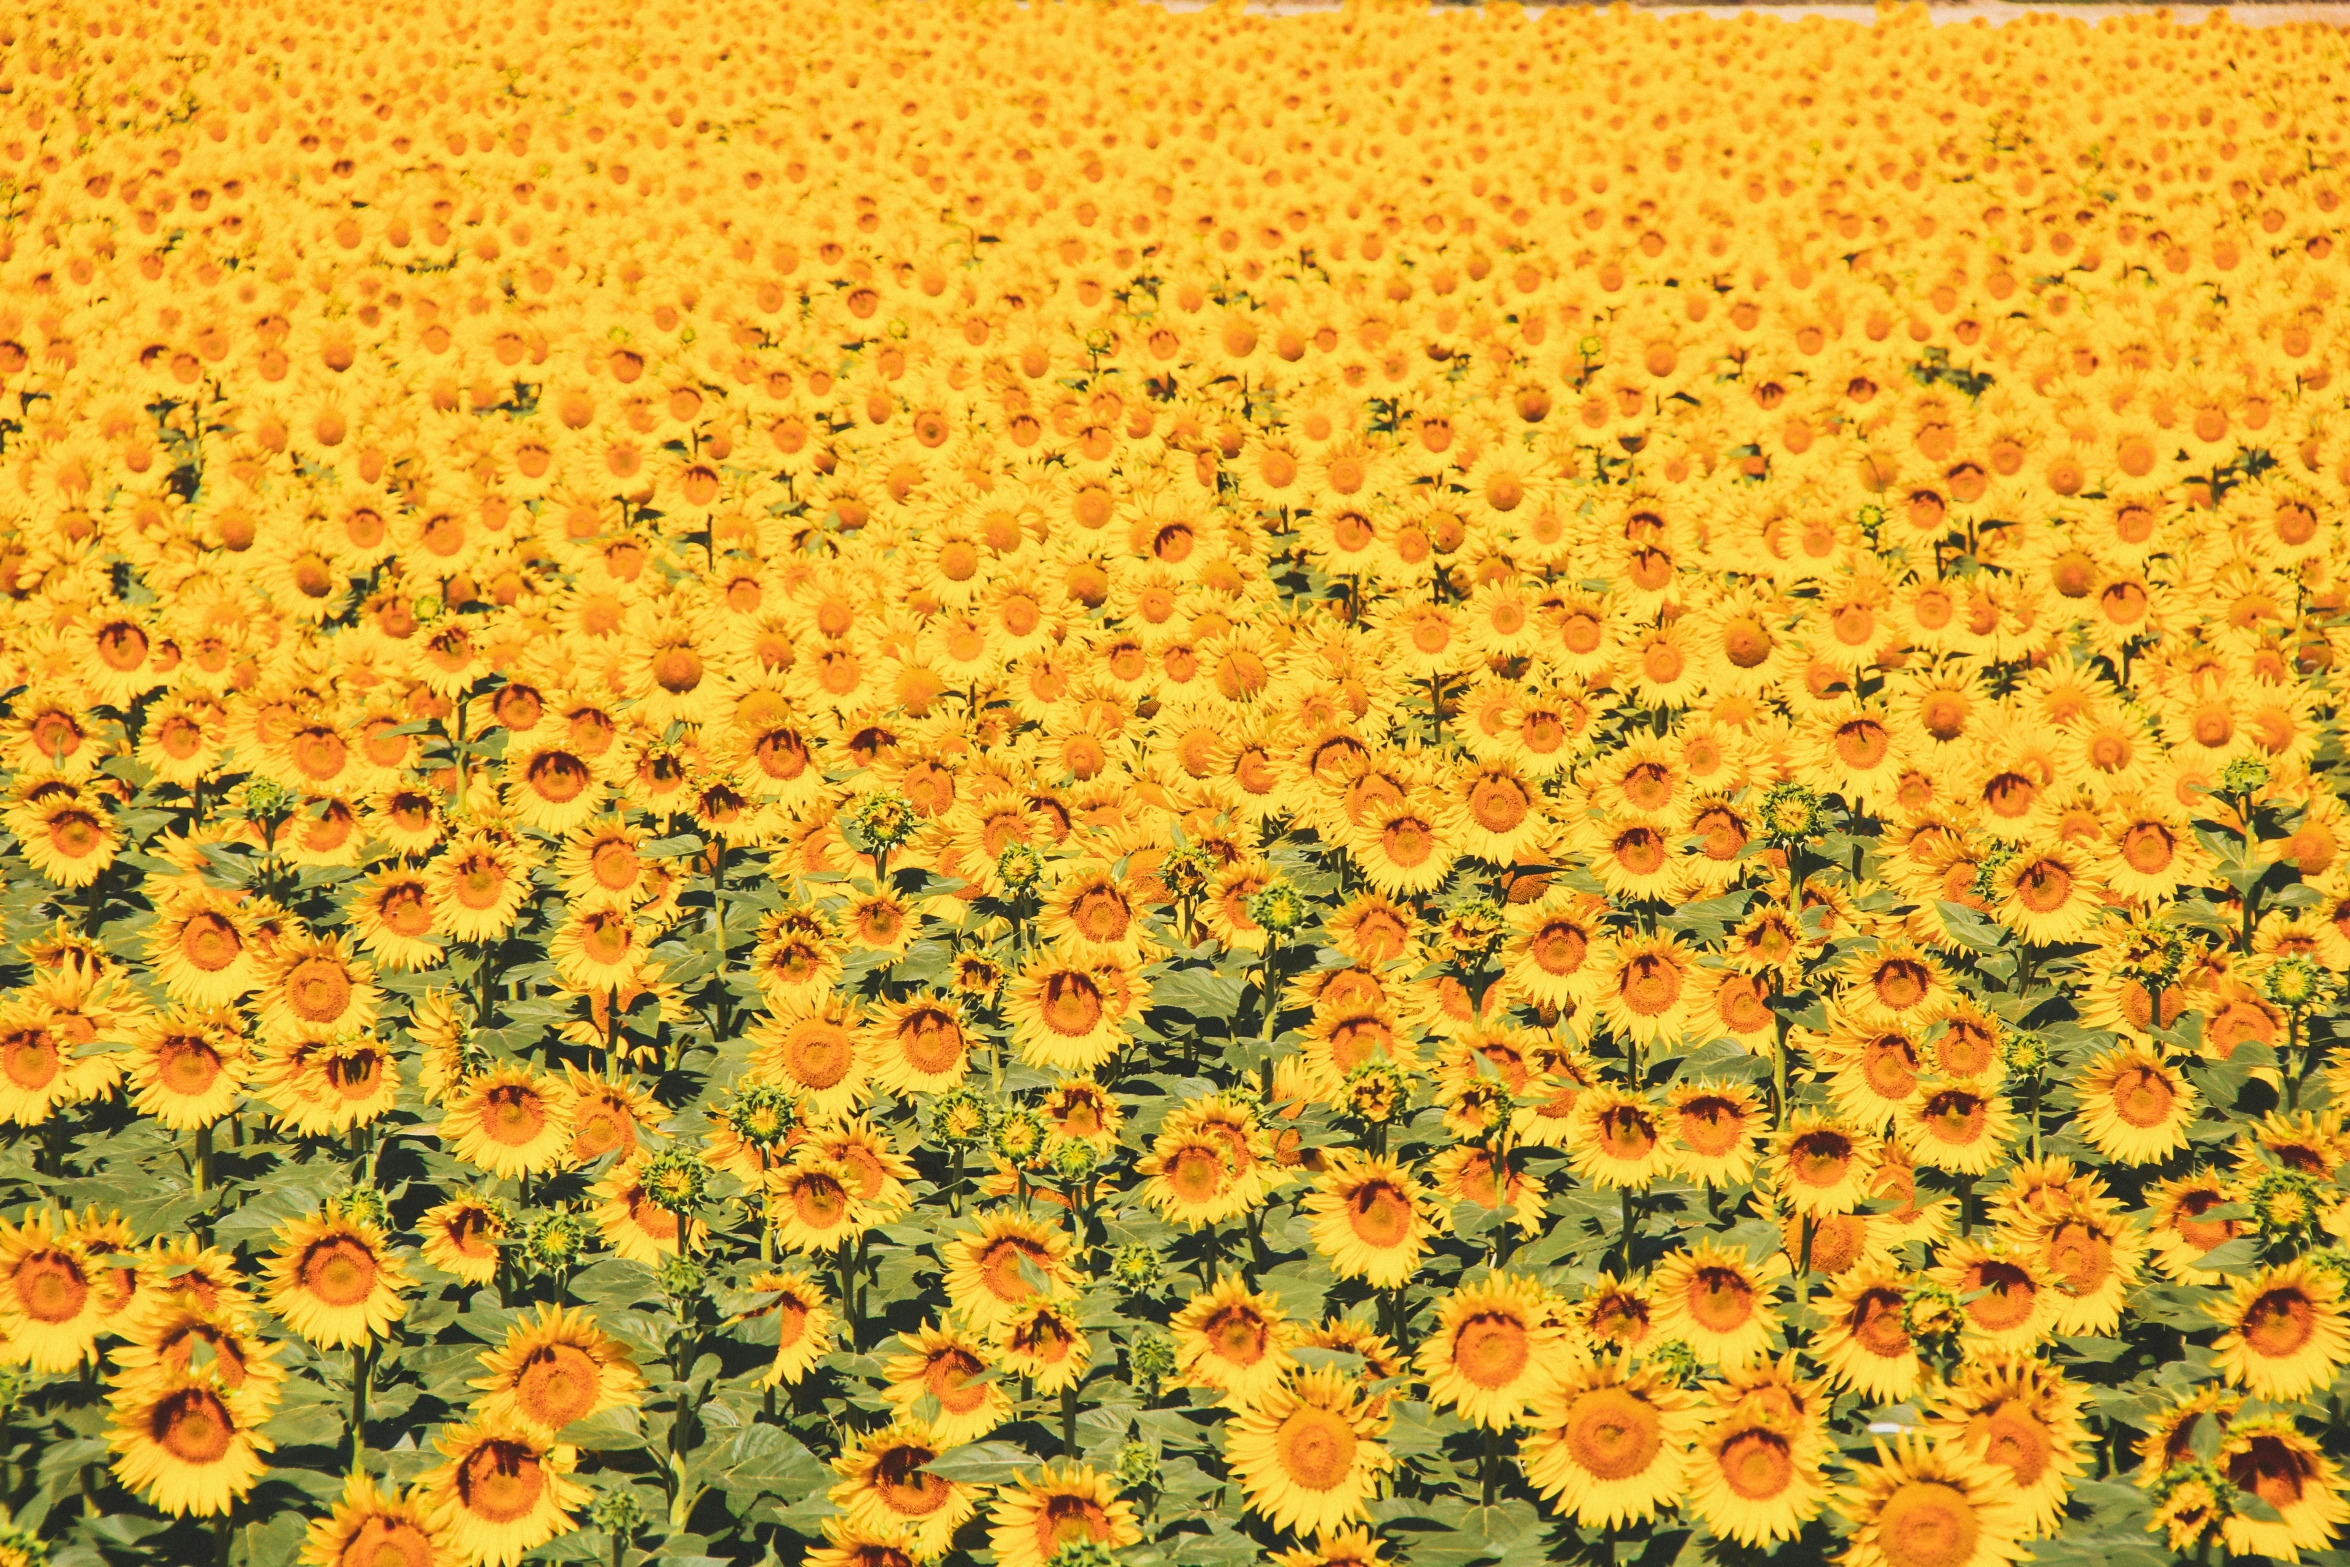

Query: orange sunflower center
left=284, top=955, right=356, bottom=1023
left=298, top=1235, right=381, bottom=1307
left=178, top=911, right=244, bottom=971
left=1687, top=1267, right=1756, bottom=1333
left=2242, top=1285, right=2317, bottom=1359
left=870, top=1443, right=951, bottom=1516
left=483, top=1084, right=552, bottom=1147
left=1716, top=1428, right=1796, bottom=1500
left=456, top=1439, right=547, bottom=1524
left=13, top=1249, right=90, bottom=1323
left=513, top=1341, right=604, bottom=1429
left=1347, top=1180, right=1415, bottom=1247
left=1038, top=971, right=1106, bottom=1037
left=1873, top=1480, right=1980, bottom=1567
left=1562, top=1386, right=1662, bottom=1480
left=1274, top=1402, right=1359, bottom=1491
left=152, top=1386, right=236, bottom=1465
left=1451, top=1311, right=1531, bottom=1389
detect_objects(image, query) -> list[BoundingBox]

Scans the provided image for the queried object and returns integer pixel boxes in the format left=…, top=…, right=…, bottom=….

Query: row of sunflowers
left=0, top=0, right=2348, bottom=1565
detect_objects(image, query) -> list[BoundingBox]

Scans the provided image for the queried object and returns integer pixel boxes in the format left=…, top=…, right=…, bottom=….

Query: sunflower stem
left=194, top=1122, right=212, bottom=1195
left=349, top=1343, right=371, bottom=1478
left=213, top=1509, right=232, bottom=1567
left=1060, top=1383, right=1077, bottom=1456
left=1617, top=1188, right=1638, bottom=1275
left=1481, top=1425, right=1500, bottom=1505
left=709, top=839, right=730, bottom=1042
left=1796, top=1217, right=1815, bottom=1335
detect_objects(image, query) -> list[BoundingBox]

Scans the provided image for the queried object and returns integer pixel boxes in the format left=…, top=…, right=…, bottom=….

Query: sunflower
left=469, top=1304, right=644, bottom=1436
left=2211, top=1259, right=2350, bottom=1402
left=345, top=866, right=446, bottom=973
left=135, top=1236, right=254, bottom=1326
left=0, top=1209, right=109, bottom=1371
left=1137, top=1126, right=1250, bottom=1229
left=827, top=1419, right=983, bottom=1558
left=2073, top=1043, right=2196, bottom=1165
left=1930, top=1240, right=2058, bottom=1354
left=590, top=1158, right=703, bottom=1266
left=1037, top=861, right=1152, bottom=964
left=441, top=1065, right=574, bottom=1179
left=255, top=1034, right=402, bottom=1136
left=1897, top=1080, right=2015, bottom=1176
left=15, top=791, right=122, bottom=888
left=1765, top=1113, right=1877, bottom=1217
left=1502, top=892, right=1610, bottom=1011
left=547, top=906, right=648, bottom=990
left=803, top=1520, right=921, bottom=1567
left=1426, top=1143, right=1549, bottom=1235
left=883, top=1321, right=1012, bottom=1446
left=299, top=1473, right=443, bottom=1567
left=126, top=1006, right=248, bottom=1130
left=997, top=1294, right=1090, bottom=1393
left=1923, top=1354, right=2089, bottom=1539
left=750, top=1268, right=837, bottom=1387
left=768, top=1149, right=873, bottom=1252
left=1417, top=1272, right=1570, bottom=1430
left=869, top=992, right=975, bottom=1094
left=1664, top=1081, right=1765, bottom=1187
left=1650, top=1243, right=1785, bottom=1370
left=105, top=1366, right=276, bottom=1519
left=1837, top=1437, right=2028, bottom=1567
left=985, top=1463, right=1140, bottom=1567
left=420, top=1413, right=588, bottom=1567
left=1991, top=842, right=2106, bottom=944
left=1305, top=1152, right=1438, bottom=1287
left=1814, top=1266, right=1925, bottom=1403
left=562, top=1068, right=659, bottom=1165
left=1685, top=1396, right=1828, bottom=1548
left=500, top=735, right=607, bottom=834
left=1521, top=1358, right=1695, bottom=1530
left=253, top=930, right=378, bottom=1044
left=1225, top=1365, right=1394, bottom=1538
left=2217, top=1413, right=2350, bottom=1562
left=1557, top=1086, right=1667, bottom=1191
left=1041, top=1077, right=1124, bottom=1154
left=1172, top=1275, right=1300, bottom=1409
left=2148, top=1168, right=2246, bottom=1285
left=1597, top=933, right=1698, bottom=1044
left=748, top=996, right=870, bottom=1118
left=145, top=888, right=261, bottom=1007
left=262, top=1205, right=412, bottom=1349
left=1004, top=949, right=1137, bottom=1073
left=943, top=1211, right=1079, bottom=1333
left=420, top=1195, right=506, bottom=1286
left=0, top=993, right=118, bottom=1126
left=426, top=833, right=536, bottom=944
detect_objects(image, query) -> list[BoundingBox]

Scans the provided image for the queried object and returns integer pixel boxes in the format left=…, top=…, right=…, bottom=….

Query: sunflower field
left=5, top=0, right=2350, bottom=1564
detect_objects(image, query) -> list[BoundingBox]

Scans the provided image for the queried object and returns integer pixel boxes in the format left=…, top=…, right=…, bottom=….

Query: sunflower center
left=527, top=751, right=591, bottom=803
left=653, top=647, right=705, bottom=694
left=1453, top=1312, right=1531, bottom=1388
left=1348, top=1182, right=1414, bottom=1247
left=1851, top=1288, right=1913, bottom=1357
left=1874, top=960, right=1930, bottom=1010
left=456, top=1440, right=547, bottom=1524
left=285, top=956, right=355, bottom=1022
left=1789, top=1133, right=1855, bottom=1187
left=1564, top=1387, right=1663, bottom=1481
left=1035, top=1494, right=1111, bottom=1554
left=1468, top=777, right=1529, bottom=834
left=1676, top=1097, right=1747, bottom=1157
left=2112, top=1065, right=2174, bottom=1128
left=1961, top=1263, right=2036, bottom=1331
left=299, top=1235, right=381, bottom=1306
left=1687, top=1267, right=1756, bottom=1333
left=1069, top=885, right=1131, bottom=943
left=179, top=912, right=243, bottom=971
left=1874, top=1479, right=1980, bottom=1567
left=1168, top=1146, right=1226, bottom=1203
left=1717, top=1428, right=1795, bottom=1500
left=336, top=1517, right=436, bottom=1567
left=380, top=883, right=434, bottom=937
left=452, top=856, right=510, bottom=909
left=15, top=1251, right=89, bottom=1323
left=782, top=1022, right=854, bottom=1088
left=515, top=1342, right=603, bottom=1429
left=2044, top=1221, right=2113, bottom=1294
left=2243, top=1286, right=2317, bottom=1358
left=1530, top=921, right=1589, bottom=976
left=896, top=1007, right=966, bottom=1074
left=793, top=1174, right=849, bottom=1228
left=928, top=1348, right=989, bottom=1413
left=1039, top=972, right=1106, bottom=1036
left=1972, top=1405, right=2053, bottom=1488
left=981, top=1238, right=1049, bottom=1303
left=1206, top=1306, right=1269, bottom=1365
left=1920, top=1091, right=1988, bottom=1145
left=1381, top=816, right=1434, bottom=866
left=1598, top=1105, right=1658, bottom=1161
left=2013, top=859, right=2072, bottom=913
left=1275, top=1403, right=1359, bottom=1491
left=871, top=1444, right=950, bottom=1515
left=158, top=1039, right=224, bottom=1096
left=1863, top=1034, right=1920, bottom=1099
left=153, top=1387, right=236, bottom=1465
left=4, top=1029, right=63, bottom=1091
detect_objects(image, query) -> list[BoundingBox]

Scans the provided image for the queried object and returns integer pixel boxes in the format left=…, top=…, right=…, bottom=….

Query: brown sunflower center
left=1348, top=1181, right=1415, bottom=1248
left=870, top=1444, right=950, bottom=1516
left=14, top=1250, right=89, bottom=1323
left=157, top=1038, right=224, bottom=1096
left=1038, top=972, right=1106, bottom=1037
left=1972, top=1404, right=2053, bottom=1488
left=1206, top=1306, right=1269, bottom=1366
left=2242, top=1286, right=2317, bottom=1359
left=1687, top=1267, right=1756, bottom=1333
left=284, top=955, right=355, bottom=1022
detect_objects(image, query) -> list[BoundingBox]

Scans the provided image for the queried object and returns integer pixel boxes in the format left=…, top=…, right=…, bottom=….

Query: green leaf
left=923, top=1439, right=1038, bottom=1484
